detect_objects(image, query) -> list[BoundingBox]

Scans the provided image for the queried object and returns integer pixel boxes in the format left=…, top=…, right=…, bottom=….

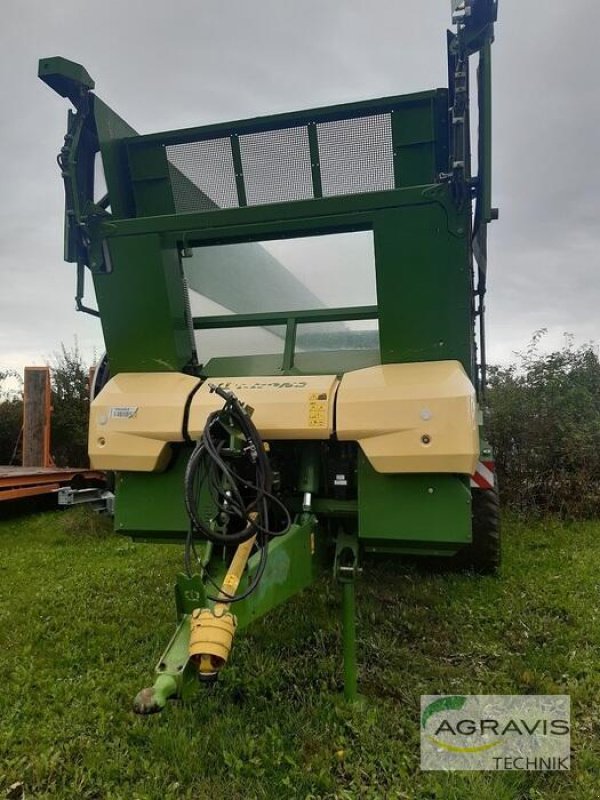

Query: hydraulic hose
left=183, top=384, right=291, bottom=602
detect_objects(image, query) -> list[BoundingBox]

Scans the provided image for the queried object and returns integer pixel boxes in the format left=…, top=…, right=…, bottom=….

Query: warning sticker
left=308, top=392, right=328, bottom=428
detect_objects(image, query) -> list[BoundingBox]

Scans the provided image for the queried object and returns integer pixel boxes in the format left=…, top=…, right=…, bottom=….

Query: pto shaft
left=189, top=534, right=257, bottom=680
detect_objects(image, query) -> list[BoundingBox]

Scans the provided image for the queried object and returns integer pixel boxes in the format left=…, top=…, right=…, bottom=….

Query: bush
left=0, top=369, right=23, bottom=464
left=486, top=332, right=600, bottom=518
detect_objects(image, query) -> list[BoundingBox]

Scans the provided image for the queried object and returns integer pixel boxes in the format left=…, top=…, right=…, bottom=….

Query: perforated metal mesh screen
left=317, top=115, right=394, bottom=197
left=167, top=138, right=238, bottom=212
left=240, top=127, right=314, bottom=206
left=165, top=111, right=395, bottom=213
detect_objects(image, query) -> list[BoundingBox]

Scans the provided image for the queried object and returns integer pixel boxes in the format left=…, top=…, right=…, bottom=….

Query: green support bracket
left=341, top=580, right=358, bottom=702
left=175, top=572, right=208, bottom=619
left=127, top=142, right=177, bottom=217
left=230, top=134, right=248, bottom=207
left=391, top=96, right=442, bottom=188
left=307, top=123, right=323, bottom=198
left=334, top=530, right=360, bottom=703
left=281, top=317, right=298, bottom=371
left=233, top=515, right=320, bottom=630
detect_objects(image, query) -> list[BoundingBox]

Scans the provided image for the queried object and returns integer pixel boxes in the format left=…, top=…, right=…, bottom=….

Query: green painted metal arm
left=39, top=57, right=102, bottom=317
left=478, top=40, right=493, bottom=227
left=449, top=0, right=499, bottom=395
left=38, top=57, right=94, bottom=107
left=39, top=57, right=200, bottom=372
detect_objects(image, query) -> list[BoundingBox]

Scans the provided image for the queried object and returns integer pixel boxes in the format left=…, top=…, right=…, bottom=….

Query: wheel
left=461, top=487, right=501, bottom=574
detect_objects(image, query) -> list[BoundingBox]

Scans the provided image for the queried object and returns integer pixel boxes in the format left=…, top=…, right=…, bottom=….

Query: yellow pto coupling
left=189, top=534, right=256, bottom=680
left=189, top=608, right=237, bottom=679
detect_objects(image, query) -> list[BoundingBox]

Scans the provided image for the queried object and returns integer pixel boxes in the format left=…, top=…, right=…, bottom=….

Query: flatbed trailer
left=0, top=466, right=104, bottom=503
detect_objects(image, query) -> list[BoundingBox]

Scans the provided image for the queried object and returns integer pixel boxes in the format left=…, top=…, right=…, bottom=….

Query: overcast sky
left=1, top=0, right=599, bottom=374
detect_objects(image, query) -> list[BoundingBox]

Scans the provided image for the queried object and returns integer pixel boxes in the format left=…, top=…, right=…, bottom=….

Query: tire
left=462, top=487, right=501, bottom=574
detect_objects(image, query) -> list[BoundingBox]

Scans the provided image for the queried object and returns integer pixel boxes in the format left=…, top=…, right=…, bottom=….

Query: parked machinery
left=40, top=0, right=499, bottom=712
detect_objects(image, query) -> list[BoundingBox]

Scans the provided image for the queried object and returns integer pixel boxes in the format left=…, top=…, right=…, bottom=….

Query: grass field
left=0, top=507, right=599, bottom=799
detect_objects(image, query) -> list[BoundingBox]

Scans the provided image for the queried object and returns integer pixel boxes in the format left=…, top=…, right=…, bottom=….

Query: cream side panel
left=336, top=361, right=478, bottom=474
left=89, top=373, right=201, bottom=471
left=188, top=376, right=339, bottom=440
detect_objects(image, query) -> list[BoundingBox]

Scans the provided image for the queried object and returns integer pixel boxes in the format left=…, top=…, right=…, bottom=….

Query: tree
left=49, top=343, right=92, bottom=467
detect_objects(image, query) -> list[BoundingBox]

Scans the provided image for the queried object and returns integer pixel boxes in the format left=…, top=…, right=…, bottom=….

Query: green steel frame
left=100, top=187, right=474, bottom=376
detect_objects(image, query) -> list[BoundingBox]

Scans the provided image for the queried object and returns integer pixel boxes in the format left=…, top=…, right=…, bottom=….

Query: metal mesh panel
left=161, top=112, right=396, bottom=213
left=167, top=138, right=239, bottom=212
left=317, top=114, right=394, bottom=197
left=239, top=127, right=313, bottom=206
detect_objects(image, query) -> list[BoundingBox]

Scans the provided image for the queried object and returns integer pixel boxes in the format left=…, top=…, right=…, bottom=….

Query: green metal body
left=39, top=1, right=498, bottom=706
left=358, top=453, right=472, bottom=553
left=69, top=89, right=477, bottom=550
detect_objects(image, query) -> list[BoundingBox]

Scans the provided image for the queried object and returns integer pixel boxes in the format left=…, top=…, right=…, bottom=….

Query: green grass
left=0, top=508, right=599, bottom=799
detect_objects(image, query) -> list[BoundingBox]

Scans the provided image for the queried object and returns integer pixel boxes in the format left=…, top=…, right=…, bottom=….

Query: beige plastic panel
left=336, top=361, right=478, bottom=474
left=89, top=372, right=201, bottom=471
left=188, top=376, right=339, bottom=440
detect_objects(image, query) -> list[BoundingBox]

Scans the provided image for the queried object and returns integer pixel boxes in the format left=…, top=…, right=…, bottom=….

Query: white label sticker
left=110, top=406, right=138, bottom=419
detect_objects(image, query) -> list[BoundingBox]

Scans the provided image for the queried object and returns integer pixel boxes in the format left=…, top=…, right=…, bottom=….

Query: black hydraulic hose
left=183, top=385, right=291, bottom=602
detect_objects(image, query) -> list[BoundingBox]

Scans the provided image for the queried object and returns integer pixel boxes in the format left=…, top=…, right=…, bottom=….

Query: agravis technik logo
left=420, top=695, right=570, bottom=771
